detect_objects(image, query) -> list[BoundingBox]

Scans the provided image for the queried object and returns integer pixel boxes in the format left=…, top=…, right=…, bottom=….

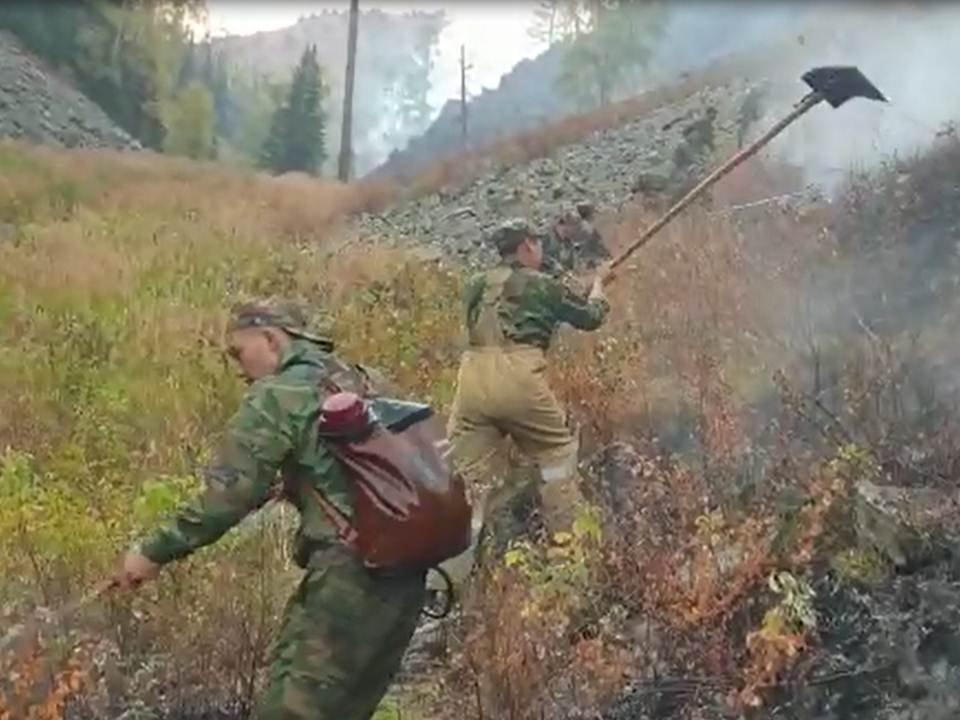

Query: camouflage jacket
left=139, top=339, right=373, bottom=568
left=463, top=260, right=609, bottom=351
left=541, top=228, right=576, bottom=276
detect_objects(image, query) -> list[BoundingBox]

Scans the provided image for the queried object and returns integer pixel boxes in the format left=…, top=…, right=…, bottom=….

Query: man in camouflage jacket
left=447, top=219, right=610, bottom=549
left=542, top=203, right=610, bottom=276
left=113, top=301, right=425, bottom=720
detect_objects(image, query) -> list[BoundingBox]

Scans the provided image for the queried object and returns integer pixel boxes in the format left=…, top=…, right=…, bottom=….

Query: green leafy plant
left=765, top=570, right=817, bottom=633
left=504, top=505, right=603, bottom=613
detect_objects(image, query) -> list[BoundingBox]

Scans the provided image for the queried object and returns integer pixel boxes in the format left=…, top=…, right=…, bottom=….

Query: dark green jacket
left=463, top=260, right=609, bottom=351
left=139, top=339, right=364, bottom=567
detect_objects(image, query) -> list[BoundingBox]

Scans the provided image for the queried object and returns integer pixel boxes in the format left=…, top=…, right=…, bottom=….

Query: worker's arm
left=463, top=273, right=486, bottom=328
left=548, top=270, right=610, bottom=331
left=135, top=381, right=302, bottom=566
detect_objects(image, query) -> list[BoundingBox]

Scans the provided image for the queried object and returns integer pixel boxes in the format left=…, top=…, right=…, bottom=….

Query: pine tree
left=260, top=45, right=327, bottom=175
left=557, top=0, right=667, bottom=109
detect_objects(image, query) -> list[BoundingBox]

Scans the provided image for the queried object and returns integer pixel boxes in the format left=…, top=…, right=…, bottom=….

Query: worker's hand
left=113, top=550, right=161, bottom=591
left=589, top=261, right=613, bottom=299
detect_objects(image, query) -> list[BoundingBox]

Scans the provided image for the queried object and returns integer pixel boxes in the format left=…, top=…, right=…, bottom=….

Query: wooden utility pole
left=459, top=44, right=471, bottom=148
left=338, top=0, right=359, bottom=181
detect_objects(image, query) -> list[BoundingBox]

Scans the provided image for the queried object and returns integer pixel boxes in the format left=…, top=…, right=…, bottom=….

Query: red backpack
left=309, top=390, right=473, bottom=572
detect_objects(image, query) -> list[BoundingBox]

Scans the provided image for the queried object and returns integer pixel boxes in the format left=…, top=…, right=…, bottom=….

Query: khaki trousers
left=446, top=346, right=584, bottom=543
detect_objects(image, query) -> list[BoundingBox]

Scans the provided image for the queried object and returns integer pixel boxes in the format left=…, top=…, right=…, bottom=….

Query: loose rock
left=356, top=79, right=767, bottom=269
left=0, top=31, right=140, bottom=151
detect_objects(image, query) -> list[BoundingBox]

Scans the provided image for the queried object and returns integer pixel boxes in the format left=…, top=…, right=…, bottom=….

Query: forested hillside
left=0, top=2, right=334, bottom=173
left=211, top=7, right=446, bottom=176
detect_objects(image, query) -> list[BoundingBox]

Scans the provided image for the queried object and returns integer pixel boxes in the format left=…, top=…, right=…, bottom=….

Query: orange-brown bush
left=437, top=132, right=960, bottom=718
left=0, top=617, right=96, bottom=720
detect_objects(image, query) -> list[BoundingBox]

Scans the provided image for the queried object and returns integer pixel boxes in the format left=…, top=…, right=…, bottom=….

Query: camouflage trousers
left=254, top=545, right=426, bottom=720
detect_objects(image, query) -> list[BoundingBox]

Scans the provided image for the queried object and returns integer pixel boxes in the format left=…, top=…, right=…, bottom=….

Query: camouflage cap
left=228, top=299, right=333, bottom=348
left=489, top=217, right=536, bottom=256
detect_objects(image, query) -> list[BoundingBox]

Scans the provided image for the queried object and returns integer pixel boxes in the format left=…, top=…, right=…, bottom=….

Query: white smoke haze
left=462, top=1, right=960, bottom=195
left=702, top=2, right=960, bottom=192
left=631, top=4, right=960, bottom=417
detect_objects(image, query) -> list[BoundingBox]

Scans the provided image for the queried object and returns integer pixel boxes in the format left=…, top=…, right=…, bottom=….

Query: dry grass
left=0, top=140, right=452, bottom=718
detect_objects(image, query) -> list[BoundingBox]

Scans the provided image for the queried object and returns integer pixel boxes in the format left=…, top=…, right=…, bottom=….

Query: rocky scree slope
left=356, top=77, right=771, bottom=267
left=369, top=3, right=817, bottom=183
left=0, top=31, right=139, bottom=151
left=356, top=1, right=944, bottom=267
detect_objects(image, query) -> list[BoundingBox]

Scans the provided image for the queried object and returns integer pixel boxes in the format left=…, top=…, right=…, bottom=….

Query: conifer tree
left=260, top=45, right=327, bottom=175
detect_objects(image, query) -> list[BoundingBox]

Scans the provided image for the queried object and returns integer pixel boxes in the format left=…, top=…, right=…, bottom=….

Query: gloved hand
left=112, top=549, right=161, bottom=590
left=588, top=261, right=613, bottom=300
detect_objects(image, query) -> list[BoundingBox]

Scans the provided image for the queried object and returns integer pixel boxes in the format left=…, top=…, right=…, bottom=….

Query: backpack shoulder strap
left=312, top=352, right=376, bottom=398
left=306, top=483, right=359, bottom=546
left=469, top=266, right=514, bottom=346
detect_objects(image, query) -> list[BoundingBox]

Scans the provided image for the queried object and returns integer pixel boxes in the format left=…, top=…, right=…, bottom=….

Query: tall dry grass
left=0, top=140, right=456, bottom=718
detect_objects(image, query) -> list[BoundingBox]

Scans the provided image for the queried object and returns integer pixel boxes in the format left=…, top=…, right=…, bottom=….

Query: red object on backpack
left=311, top=391, right=472, bottom=571
left=321, top=392, right=368, bottom=433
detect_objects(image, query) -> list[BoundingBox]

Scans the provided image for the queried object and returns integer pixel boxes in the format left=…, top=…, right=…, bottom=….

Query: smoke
left=736, top=5, right=960, bottom=401
left=647, top=2, right=960, bottom=192
left=635, top=4, right=960, bottom=442
left=758, top=3, right=960, bottom=192
left=650, top=1, right=808, bottom=77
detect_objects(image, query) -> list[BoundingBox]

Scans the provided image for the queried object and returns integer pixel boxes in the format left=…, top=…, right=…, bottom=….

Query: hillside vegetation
left=1, top=117, right=960, bottom=719
left=0, top=142, right=462, bottom=718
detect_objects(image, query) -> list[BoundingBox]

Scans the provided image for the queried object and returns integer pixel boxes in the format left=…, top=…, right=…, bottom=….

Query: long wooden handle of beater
left=603, top=92, right=824, bottom=285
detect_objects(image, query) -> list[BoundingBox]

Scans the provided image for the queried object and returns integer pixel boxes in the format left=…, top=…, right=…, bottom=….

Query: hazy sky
left=199, top=2, right=547, bottom=105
